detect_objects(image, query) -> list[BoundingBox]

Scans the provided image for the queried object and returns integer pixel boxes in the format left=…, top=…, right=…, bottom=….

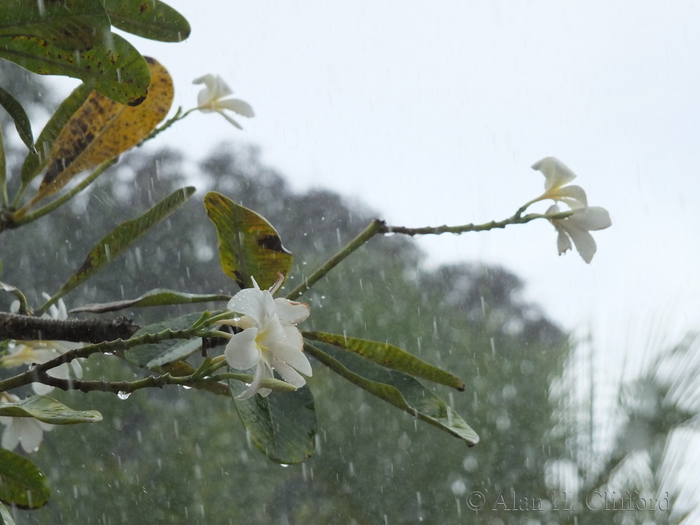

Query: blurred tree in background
left=1, top=34, right=695, bottom=525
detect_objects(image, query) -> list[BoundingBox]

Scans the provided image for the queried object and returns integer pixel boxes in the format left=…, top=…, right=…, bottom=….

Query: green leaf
left=0, top=395, right=102, bottom=424
left=43, top=187, right=195, bottom=310
left=20, top=83, right=92, bottom=188
left=0, top=0, right=111, bottom=50
left=0, top=449, right=50, bottom=509
left=0, top=33, right=151, bottom=106
left=204, top=191, right=293, bottom=290
left=229, top=377, right=316, bottom=464
left=0, top=502, right=17, bottom=524
left=126, top=311, right=206, bottom=367
left=303, top=331, right=465, bottom=390
left=70, top=289, right=230, bottom=314
left=144, top=338, right=202, bottom=369
left=305, top=342, right=479, bottom=446
left=104, top=0, right=191, bottom=42
left=0, top=86, right=34, bottom=152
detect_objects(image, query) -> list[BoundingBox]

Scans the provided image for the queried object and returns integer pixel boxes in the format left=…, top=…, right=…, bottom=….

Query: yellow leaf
left=17, top=57, right=173, bottom=216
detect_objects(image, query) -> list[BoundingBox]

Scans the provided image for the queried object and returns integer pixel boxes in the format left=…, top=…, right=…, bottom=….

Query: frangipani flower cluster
left=0, top=393, right=54, bottom=453
left=193, top=74, right=254, bottom=129
left=527, top=157, right=611, bottom=263
left=221, top=275, right=312, bottom=400
left=2, top=296, right=84, bottom=395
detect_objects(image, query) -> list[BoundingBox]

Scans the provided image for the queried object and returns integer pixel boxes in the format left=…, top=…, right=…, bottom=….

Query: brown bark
left=0, top=313, right=139, bottom=343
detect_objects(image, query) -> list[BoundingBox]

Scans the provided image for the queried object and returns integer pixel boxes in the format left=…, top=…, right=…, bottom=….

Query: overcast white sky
left=52, top=1, right=700, bottom=354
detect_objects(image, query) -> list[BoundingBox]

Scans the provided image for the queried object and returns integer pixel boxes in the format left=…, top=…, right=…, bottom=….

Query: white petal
left=563, top=223, right=598, bottom=263
left=553, top=185, right=588, bottom=208
left=236, top=360, right=271, bottom=400
left=257, top=387, right=273, bottom=398
left=192, top=74, right=214, bottom=86
left=18, top=420, right=44, bottom=453
left=32, top=382, right=54, bottom=395
left=227, top=289, right=275, bottom=325
left=272, top=327, right=312, bottom=376
left=271, top=358, right=307, bottom=388
left=70, top=359, right=84, bottom=379
left=555, top=227, right=572, bottom=255
left=532, top=157, right=577, bottom=190
left=2, top=423, right=19, bottom=451
left=224, top=328, right=261, bottom=369
left=210, top=75, right=233, bottom=98
left=56, top=299, right=68, bottom=320
left=570, top=206, right=612, bottom=230
left=216, top=98, right=255, bottom=118
left=48, top=362, right=71, bottom=381
left=193, top=74, right=233, bottom=104
left=274, top=298, right=310, bottom=324
left=219, top=111, right=244, bottom=129
left=48, top=303, right=59, bottom=320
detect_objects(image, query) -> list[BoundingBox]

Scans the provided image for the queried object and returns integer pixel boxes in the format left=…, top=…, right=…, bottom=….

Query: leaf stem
left=12, top=158, right=118, bottom=228
left=379, top=210, right=573, bottom=236
left=285, top=219, right=385, bottom=299
left=284, top=209, right=572, bottom=300
left=140, top=107, right=195, bottom=146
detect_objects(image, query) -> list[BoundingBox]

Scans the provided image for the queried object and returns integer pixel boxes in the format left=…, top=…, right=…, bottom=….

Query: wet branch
left=285, top=210, right=571, bottom=300
left=0, top=313, right=139, bottom=343
left=0, top=327, right=201, bottom=392
left=32, top=368, right=244, bottom=395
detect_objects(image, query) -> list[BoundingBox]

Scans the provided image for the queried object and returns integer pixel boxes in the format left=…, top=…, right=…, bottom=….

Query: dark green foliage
left=1, top=139, right=574, bottom=523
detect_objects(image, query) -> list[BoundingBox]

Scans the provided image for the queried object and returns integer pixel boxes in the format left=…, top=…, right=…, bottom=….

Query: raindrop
left=116, top=68, right=122, bottom=84
left=117, top=391, right=131, bottom=400
left=398, top=432, right=411, bottom=451
left=182, top=385, right=192, bottom=390
left=490, top=337, right=496, bottom=358
left=280, top=463, right=289, bottom=468
left=463, top=455, right=478, bottom=472
left=451, top=479, right=466, bottom=496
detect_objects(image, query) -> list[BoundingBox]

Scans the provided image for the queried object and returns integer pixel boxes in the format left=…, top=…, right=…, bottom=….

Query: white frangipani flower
left=0, top=394, right=54, bottom=453
left=193, top=74, right=254, bottom=129
left=546, top=204, right=612, bottom=263
left=527, top=157, right=588, bottom=209
left=2, top=296, right=84, bottom=395
left=222, top=275, right=311, bottom=400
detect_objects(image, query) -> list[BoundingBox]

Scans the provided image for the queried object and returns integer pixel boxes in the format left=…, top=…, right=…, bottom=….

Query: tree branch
left=0, top=313, right=139, bottom=343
